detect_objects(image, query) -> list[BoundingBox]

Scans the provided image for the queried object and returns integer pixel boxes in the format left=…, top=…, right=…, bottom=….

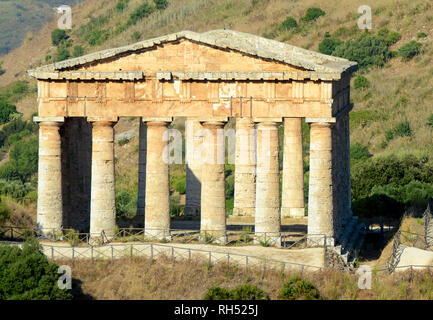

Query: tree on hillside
left=0, top=97, right=18, bottom=124
left=51, top=29, right=68, bottom=46
left=0, top=238, right=73, bottom=300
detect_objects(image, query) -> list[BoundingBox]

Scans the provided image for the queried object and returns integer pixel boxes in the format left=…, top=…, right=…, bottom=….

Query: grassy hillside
left=0, top=0, right=432, bottom=225
left=0, top=0, right=82, bottom=56
left=63, top=256, right=433, bottom=300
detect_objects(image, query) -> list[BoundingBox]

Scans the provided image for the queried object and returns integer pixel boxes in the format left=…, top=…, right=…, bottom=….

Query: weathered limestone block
left=233, top=117, right=256, bottom=217
left=35, top=118, right=64, bottom=234
left=281, top=118, right=305, bottom=218
left=137, top=120, right=147, bottom=217
left=255, top=120, right=281, bottom=245
left=144, top=119, right=172, bottom=240
left=185, top=119, right=203, bottom=217
left=89, top=118, right=117, bottom=238
left=308, top=122, right=334, bottom=245
left=200, top=120, right=226, bottom=243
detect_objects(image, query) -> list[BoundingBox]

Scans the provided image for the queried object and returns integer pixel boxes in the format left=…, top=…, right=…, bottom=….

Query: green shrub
left=73, top=45, right=84, bottom=57
left=332, top=33, right=392, bottom=69
left=204, top=285, right=269, bottom=300
left=127, top=2, right=154, bottom=26
left=278, top=277, right=321, bottom=300
left=398, top=41, right=422, bottom=60
left=350, top=143, right=370, bottom=162
left=0, top=97, right=18, bottom=125
left=354, top=75, right=370, bottom=89
left=117, top=138, right=130, bottom=146
left=0, top=238, right=73, bottom=300
left=351, top=154, right=433, bottom=202
left=377, top=28, right=402, bottom=46
left=174, top=176, right=186, bottom=194
left=427, top=114, right=433, bottom=128
left=204, top=286, right=232, bottom=300
left=153, top=0, right=168, bottom=10
left=231, top=285, right=269, bottom=300
left=0, top=136, right=39, bottom=182
left=393, top=120, right=412, bottom=137
left=319, top=33, right=343, bottom=55
left=280, top=16, right=298, bottom=31
left=302, top=7, right=325, bottom=22
left=0, top=119, right=37, bottom=147
left=417, top=32, right=427, bottom=39
left=116, top=189, right=137, bottom=219
left=56, top=47, right=70, bottom=62
left=0, top=198, right=9, bottom=226
left=51, top=29, right=68, bottom=46
left=115, top=0, right=130, bottom=12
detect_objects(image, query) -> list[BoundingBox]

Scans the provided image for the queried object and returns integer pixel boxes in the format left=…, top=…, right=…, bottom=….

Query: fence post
left=111, top=246, right=114, bottom=264
left=245, top=256, right=248, bottom=273
left=227, top=253, right=230, bottom=269
left=51, top=246, right=54, bottom=260
left=262, top=260, right=266, bottom=279
left=209, top=252, right=211, bottom=266
left=130, top=245, right=133, bottom=260
left=172, top=247, right=175, bottom=265
left=151, top=244, right=154, bottom=261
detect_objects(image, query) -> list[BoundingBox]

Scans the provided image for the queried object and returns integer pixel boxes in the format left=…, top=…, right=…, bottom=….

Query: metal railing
left=0, top=225, right=323, bottom=249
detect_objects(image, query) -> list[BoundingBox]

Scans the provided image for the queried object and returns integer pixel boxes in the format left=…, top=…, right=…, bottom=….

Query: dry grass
left=57, top=255, right=433, bottom=300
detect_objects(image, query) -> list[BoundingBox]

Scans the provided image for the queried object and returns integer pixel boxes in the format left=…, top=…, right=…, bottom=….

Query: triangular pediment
left=28, top=29, right=357, bottom=80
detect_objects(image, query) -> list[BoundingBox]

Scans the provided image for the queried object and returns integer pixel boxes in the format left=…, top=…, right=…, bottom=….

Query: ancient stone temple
left=28, top=29, right=358, bottom=245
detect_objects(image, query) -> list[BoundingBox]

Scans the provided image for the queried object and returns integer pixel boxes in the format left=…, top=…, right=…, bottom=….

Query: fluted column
left=144, top=118, right=172, bottom=240
left=308, top=122, right=335, bottom=245
left=89, top=118, right=118, bottom=238
left=254, top=119, right=281, bottom=246
left=281, top=118, right=305, bottom=218
left=35, top=117, right=64, bottom=235
left=200, top=120, right=226, bottom=243
left=185, top=119, right=203, bottom=217
left=136, top=120, right=147, bottom=218
left=233, top=117, right=256, bottom=217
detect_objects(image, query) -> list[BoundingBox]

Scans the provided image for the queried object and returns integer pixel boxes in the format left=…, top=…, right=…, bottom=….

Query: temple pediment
left=28, top=29, right=357, bottom=81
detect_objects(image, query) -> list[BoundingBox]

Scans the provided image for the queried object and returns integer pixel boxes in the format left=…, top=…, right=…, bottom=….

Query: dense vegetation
left=0, top=238, right=73, bottom=300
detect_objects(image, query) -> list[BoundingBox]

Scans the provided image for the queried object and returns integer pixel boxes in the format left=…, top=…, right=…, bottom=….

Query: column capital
left=87, top=116, right=118, bottom=125
left=305, top=117, right=336, bottom=125
left=309, top=121, right=335, bottom=129
left=33, top=116, right=64, bottom=126
left=200, top=120, right=226, bottom=129
left=141, top=117, right=173, bottom=123
left=236, top=117, right=255, bottom=129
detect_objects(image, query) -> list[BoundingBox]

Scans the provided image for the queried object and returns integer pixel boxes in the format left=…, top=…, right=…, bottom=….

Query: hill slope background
left=0, top=0, right=432, bottom=226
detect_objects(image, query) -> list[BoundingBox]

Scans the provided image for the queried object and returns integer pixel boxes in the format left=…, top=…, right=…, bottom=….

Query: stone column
left=254, top=119, right=282, bottom=246
left=233, top=117, right=256, bottom=217
left=144, top=118, right=172, bottom=240
left=35, top=117, right=64, bottom=235
left=200, top=119, right=226, bottom=243
left=281, top=118, right=305, bottom=218
left=307, top=122, right=335, bottom=245
left=136, top=120, right=147, bottom=218
left=89, top=117, right=118, bottom=238
left=185, top=119, right=203, bottom=217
